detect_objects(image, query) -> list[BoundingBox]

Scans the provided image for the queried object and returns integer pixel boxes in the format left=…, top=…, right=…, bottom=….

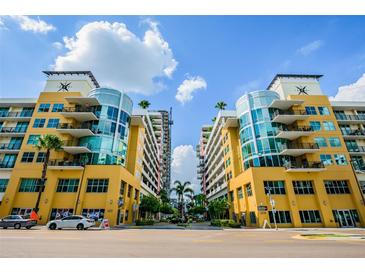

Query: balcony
left=56, top=123, right=96, bottom=138
left=60, top=107, right=99, bottom=122
left=48, top=159, right=84, bottom=170
left=271, top=109, right=310, bottom=125
left=0, top=127, right=27, bottom=137
left=336, top=114, right=365, bottom=125
left=284, top=161, right=325, bottom=172
left=279, top=142, right=319, bottom=156
left=342, top=129, right=365, bottom=140
left=0, top=111, right=33, bottom=121
left=275, top=125, right=313, bottom=140
left=0, top=143, right=21, bottom=154
left=269, top=99, right=304, bottom=110
left=62, top=140, right=92, bottom=155
left=347, top=146, right=365, bottom=156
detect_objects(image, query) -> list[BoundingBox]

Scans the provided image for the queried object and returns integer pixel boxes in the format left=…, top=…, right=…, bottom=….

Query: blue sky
left=1, top=15, right=365, bottom=153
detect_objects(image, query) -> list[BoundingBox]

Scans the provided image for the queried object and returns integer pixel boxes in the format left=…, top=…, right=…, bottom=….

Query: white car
left=47, top=215, right=95, bottom=230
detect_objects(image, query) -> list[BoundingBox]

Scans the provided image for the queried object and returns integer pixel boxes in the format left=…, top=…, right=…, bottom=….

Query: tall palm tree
left=215, top=101, right=227, bottom=111
left=170, top=181, right=194, bottom=217
left=34, top=134, right=63, bottom=213
left=138, top=100, right=151, bottom=109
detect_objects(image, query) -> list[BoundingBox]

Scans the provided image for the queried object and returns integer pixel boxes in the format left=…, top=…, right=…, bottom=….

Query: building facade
left=0, top=71, right=168, bottom=226
left=198, top=74, right=365, bottom=228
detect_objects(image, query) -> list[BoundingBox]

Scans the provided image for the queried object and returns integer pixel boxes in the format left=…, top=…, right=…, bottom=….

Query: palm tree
left=212, top=117, right=216, bottom=123
left=170, top=181, right=194, bottom=217
left=215, top=101, right=227, bottom=111
left=33, top=134, right=63, bottom=213
left=138, top=100, right=151, bottom=109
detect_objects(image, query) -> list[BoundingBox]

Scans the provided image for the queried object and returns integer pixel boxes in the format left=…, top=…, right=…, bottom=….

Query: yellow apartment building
left=0, top=71, right=163, bottom=226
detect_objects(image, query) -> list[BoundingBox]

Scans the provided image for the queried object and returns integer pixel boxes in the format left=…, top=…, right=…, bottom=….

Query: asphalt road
left=1, top=227, right=365, bottom=258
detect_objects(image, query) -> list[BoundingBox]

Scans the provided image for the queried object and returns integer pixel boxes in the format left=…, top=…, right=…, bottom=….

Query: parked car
left=0, top=215, right=37, bottom=229
left=47, top=215, right=95, bottom=230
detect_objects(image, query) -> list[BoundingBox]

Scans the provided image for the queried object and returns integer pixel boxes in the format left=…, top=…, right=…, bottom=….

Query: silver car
left=0, top=215, right=37, bottom=229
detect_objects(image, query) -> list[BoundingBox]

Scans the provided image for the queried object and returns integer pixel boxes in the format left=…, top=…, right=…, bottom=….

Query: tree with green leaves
left=34, top=134, right=64, bottom=213
left=208, top=198, right=229, bottom=220
left=215, top=101, right=227, bottom=111
left=212, top=117, right=216, bottom=123
left=138, top=100, right=151, bottom=109
left=139, top=195, right=160, bottom=219
left=170, top=181, right=194, bottom=217
left=159, top=189, right=170, bottom=204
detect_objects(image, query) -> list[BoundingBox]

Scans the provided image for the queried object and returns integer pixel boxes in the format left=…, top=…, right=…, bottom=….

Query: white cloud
left=53, top=20, right=178, bottom=95
left=9, top=16, right=55, bottom=34
left=297, top=40, right=324, bottom=56
left=171, top=145, right=200, bottom=194
left=332, top=73, right=365, bottom=101
left=175, top=75, right=207, bottom=104
left=52, top=42, right=63, bottom=50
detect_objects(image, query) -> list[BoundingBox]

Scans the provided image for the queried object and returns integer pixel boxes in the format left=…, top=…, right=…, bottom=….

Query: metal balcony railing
left=48, top=159, right=84, bottom=167
left=277, top=125, right=313, bottom=132
left=60, top=107, right=96, bottom=113
left=342, top=129, right=365, bottom=136
left=347, top=146, right=365, bottom=153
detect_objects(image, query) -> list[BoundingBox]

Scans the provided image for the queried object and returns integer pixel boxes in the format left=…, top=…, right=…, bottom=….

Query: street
left=1, top=227, right=365, bottom=257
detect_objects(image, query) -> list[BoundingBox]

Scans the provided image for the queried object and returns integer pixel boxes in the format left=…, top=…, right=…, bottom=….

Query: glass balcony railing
left=284, top=161, right=325, bottom=170
left=277, top=125, right=313, bottom=132
left=347, top=146, right=365, bottom=153
left=342, top=129, right=365, bottom=136
left=48, top=159, right=84, bottom=167
left=0, top=111, right=33, bottom=118
left=0, top=127, right=28, bottom=133
left=281, top=142, right=319, bottom=150
left=271, top=109, right=308, bottom=119
left=335, top=114, right=365, bottom=121
left=0, top=161, right=15, bottom=168
left=60, top=107, right=98, bottom=114
left=0, top=143, right=22, bottom=150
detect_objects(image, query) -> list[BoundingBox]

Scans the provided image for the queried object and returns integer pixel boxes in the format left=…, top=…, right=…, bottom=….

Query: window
left=249, top=211, right=256, bottom=224
left=33, top=118, right=46, bottom=128
left=81, top=208, right=105, bottom=221
left=229, top=191, right=234, bottom=201
left=310, top=121, right=321, bottom=131
left=299, top=210, right=322, bottom=223
left=52, top=104, right=64, bottom=112
left=107, top=106, right=118, bottom=121
left=56, top=179, right=79, bottom=192
left=226, top=171, right=232, bottom=181
left=320, top=154, right=333, bottom=166
left=293, top=181, right=314, bottom=194
left=246, top=183, right=252, bottom=196
left=323, top=121, right=336, bottom=131
left=318, top=106, right=330, bottom=115
left=50, top=208, right=73, bottom=220
left=0, top=179, right=9, bottom=192
left=36, top=152, right=46, bottom=163
left=38, top=103, right=50, bottom=112
left=334, top=154, right=348, bottom=165
left=328, top=137, right=341, bottom=147
left=264, top=181, right=285, bottom=195
left=225, top=158, right=231, bottom=167
left=314, top=137, right=327, bottom=148
left=21, top=152, right=35, bottom=163
left=324, top=180, right=350, bottom=194
left=86, top=179, right=109, bottom=193
left=19, top=178, right=43, bottom=192
left=134, top=189, right=139, bottom=200
left=350, top=210, right=360, bottom=223
left=120, top=181, right=126, bottom=195
left=11, top=208, right=32, bottom=217
left=127, top=185, right=132, bottom=197
left=237, top=187, right=243, bottom=199
left=360, top=181, right=365, bottom=195
left=47, top=118, right=59, bottom=128
left=27, top=134, right=40, bottom=145
left=305, top=106, right=317, bottom=115
left=269, top=211, right=291, bottom=224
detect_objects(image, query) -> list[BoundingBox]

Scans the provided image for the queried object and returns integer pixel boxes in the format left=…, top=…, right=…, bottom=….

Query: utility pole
left=265, top=186, right=278, bottom=230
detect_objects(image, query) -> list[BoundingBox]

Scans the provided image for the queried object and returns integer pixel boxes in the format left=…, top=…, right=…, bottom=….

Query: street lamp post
left=265, top=186, right=278, bottom=230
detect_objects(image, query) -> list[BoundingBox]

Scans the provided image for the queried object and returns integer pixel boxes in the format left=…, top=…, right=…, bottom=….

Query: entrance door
left=337, top=210, right=355, bottom=228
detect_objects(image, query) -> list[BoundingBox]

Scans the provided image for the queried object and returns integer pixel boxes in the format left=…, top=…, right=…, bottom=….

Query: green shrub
left=210, top=219, right=222, bottom=226
left=228, top=220, right=241, bottom=228
left=211, top=219, right=240, bottom=227
left=136, top=219, right=155, bottom=226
